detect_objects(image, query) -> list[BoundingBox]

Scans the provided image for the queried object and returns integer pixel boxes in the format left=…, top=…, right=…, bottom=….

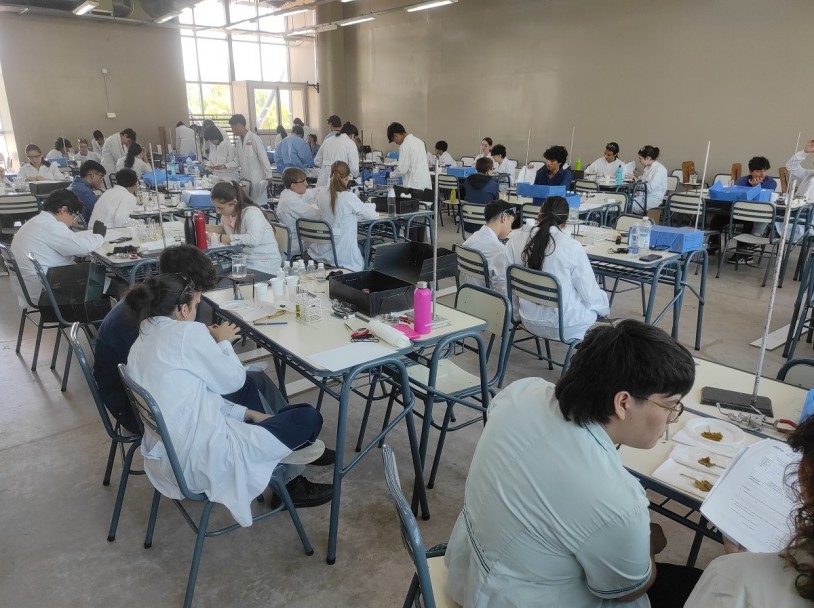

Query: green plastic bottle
left=575, top=158, right=582, bottom=171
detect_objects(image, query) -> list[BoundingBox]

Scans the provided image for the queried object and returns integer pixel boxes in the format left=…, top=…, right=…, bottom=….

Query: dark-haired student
left=460, top=200, right=515, bottom=295
left=89, top=168, right=139, bottom=228
left=101, top=128, right=136, bottom=178
left=464, top=157, right=500, bottom=204
left=116, top=142, right=153, bottom=179
left=17, top=144, right=67, bottom=182
left=474, top=137, right=493, bottom=164
left=434, top=140, right=456, bottom=168
left=445, top=319, right=702, bottom=608
left=532, top=145, right=573, bottom=205
left=68, top=160, right=106, bottom=223
left=585, top=142, right=624, bottom=179
left=629, top=145, right=667, bottom=223
left=506, top=196, right=609, bottom=342
left=92, top=130, right=105, bottom=155
left=490, top=144, right=514, bottom=185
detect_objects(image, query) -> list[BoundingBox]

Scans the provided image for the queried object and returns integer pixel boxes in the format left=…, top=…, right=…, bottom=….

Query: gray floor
left=0, top=216, right=806, bottom=607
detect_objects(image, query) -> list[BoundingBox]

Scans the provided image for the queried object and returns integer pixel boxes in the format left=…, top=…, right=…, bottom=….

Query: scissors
left=344, top=322, right=379, bottom=343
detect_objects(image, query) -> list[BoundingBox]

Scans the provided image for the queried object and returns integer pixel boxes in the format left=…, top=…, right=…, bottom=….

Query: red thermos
left=194, top=211, right=208, bottom=250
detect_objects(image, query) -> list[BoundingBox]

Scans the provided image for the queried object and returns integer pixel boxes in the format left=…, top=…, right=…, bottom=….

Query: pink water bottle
left=413, top=281, right=432, bottom=335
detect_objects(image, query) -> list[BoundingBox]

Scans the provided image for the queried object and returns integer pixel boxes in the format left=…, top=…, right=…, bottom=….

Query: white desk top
left=92, top=221, right=185, bottom=267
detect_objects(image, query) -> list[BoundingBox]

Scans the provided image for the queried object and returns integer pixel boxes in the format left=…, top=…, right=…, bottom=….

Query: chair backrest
left=455, top=283, right=511, bottom=349
left=573, top=179, right=599, bottom=192
left=436, top=174, right=459, bottom=191
left=731, top=162, right=742, bottom=181
left=381, top=444, right=439, bottom=608
left=270, top=171, right=283, bottom=186
left=779, top=167, right=789, bottom=194
left=730, top=201, right=775, bottom=231
left=712, top=173, right=732, bottom=186
left=453, top=243, right=490, bottom=289
left=460, top=156, right=475, bottom=167
left=614, top=214, right=641, bottom=233
left=460, top=203, right=486, bottom=237
left=506, top=264, right=570, bottom=343
left=0, top=242, right=39, bottom=308
left=666, top=175, right=680, bottom=193
left=521, top=202, right=541, bottom=223
left=0, top=194, right=40, bottom=220
left=128, top=259, right=159, bottom=287
left=666, top=193, right=705, bottom=225
left=777, top=358, right=814, bottom=389
left=29, top=254, right=71, bottom=325
left=681, top=161, right=696, bottom=183
left=296, top=218, right=337, bottom=266
left=118, top=363, right=206, bottom=502
left=271, top=221, right=292, bottom=261
left=601, top=192, right=629, bottom=208
left=262, top=207, right=280, bottom=224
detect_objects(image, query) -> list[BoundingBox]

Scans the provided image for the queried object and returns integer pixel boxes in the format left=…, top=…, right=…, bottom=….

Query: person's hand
left=749, top=176, right=761, bottom=186
left=209, top=322, right=239, bottom=343
left=205, top=225, right=223, bottom=234
left=245, top=409, right=271, bottom=424
left=214, top=164, right=226, bottom=170
left=805, top=140, right=814, bottom=154
left=34, top=176, right=45, bottom=181
left=650, top=523, right=667, bottom=555
left=220, top=234, right=231, bottom=244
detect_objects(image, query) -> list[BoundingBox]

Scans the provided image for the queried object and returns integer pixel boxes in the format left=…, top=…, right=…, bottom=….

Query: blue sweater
left=68, top=175, right=98, bottom=223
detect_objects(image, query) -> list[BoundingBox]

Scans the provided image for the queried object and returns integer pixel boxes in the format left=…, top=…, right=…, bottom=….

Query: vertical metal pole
left=149, top=143, right=167, bottom=248
left=432, top=157, right=440, bottom=319
left=694, top=141, right=711, bottom=231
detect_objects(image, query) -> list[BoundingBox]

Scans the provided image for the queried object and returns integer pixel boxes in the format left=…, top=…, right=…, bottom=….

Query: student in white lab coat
left=461, top=200, right=516, bottom=295
left=206, top=180, right=281, bottom=275
left=313, top=125, right=359, bottom=187
left=786, top=139, right=814, bottom=200
left=628, top=145, right=668, bottom=222
left=16, top=144, right=66, bottom=181
left=228, top=113, right=274, bottom=206
left=116, top=142, right=153, bottom=178
left=386, top=122, right=432, bottom=191
left=124, top=273, right=327, bottom=526
left=491, top=144, right=515, bottom=188
left=506, top=196, right=609, bottom=342
left=92, top=130, right=105, bottom=155
left=202, top=125, right=239, bottom=182
left=585, top=142, right=625, bottom=179
left=46, top=137, right=73, bottom=160
left=274, top=125, right=287, bottom=149
left=101, top=128, right=136, bottom=180
left=89, top=168, right=138, bottom=228
left=175, top=121, right=197, bottom=156
left=278, top=167, right=320, bottom=256
left=322, top=114, right=343, bottom=142
left=310, top=161, right=378, bottom=271
left=434, top=140, right=457, bottom=168
left=473, top=137, right=493, bottom=165
left=75, top=138, right=101, bottom=163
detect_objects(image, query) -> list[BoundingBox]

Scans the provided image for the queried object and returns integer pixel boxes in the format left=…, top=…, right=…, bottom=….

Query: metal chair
left=437, top=174, right=460, bottom=226
left=381, top=445, right=460, bottom=608
left=296, top=218, right=338, bottom=267
left=711, top=173, right=731, bottom=186
left=459, top=156, right=475, bottom=167
left=269, top=170, right=284, bottom=200
left=128, top=259, right=158, bottom=286
left=459, top=202, right=486, bottom=239
left=777, top=358, right=814, bottom=389
left=0, top=193, right=39, bottom=236
left=271, top=221, right=293, bottom=261
left=0, top=243, right=61, bottom=371
left=117, top=363, right=314, bottom=608
left=716, top=201, right=778, bottom=286
left=666, top=174, right=680, bottom=195
left=66, top=323, right=143, bottom=542
left=665, top=192, right=706, bottom=227
left=521, top=202, right=542, bottom=224
left=453, top=243, right=490, bottom=289
left=506, top=264, right=581, bottom=375
left=573, top=179, right=599, bottom=193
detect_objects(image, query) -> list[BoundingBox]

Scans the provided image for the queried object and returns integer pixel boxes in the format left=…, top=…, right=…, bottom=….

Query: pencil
left=253, top=321, right=288, bottom=326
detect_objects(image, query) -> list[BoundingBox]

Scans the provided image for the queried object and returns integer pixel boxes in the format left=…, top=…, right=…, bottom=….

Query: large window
left=180, top=0, right=291, bottom=117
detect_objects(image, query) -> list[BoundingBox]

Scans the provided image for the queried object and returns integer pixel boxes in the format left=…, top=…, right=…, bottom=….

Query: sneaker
left=727, top=253, right=754, bottom=264
left=270, top=475, right=333, bottom=509
left=310, top=448, right=336, bottom=467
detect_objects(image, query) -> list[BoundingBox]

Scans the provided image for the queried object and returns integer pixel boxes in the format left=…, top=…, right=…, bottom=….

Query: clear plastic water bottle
left=282, top=260, right=291, bottom=277
left=316, top=263, right=326, bottom=284
left=616, top=165, right=623, bottom=186
left=638, top=217, right=652, bottom=253
left=628, top=224, right=640, bottom=257
left=306, top=260, right=316, bottom=282
left=387, top=185, right=397, bottom=216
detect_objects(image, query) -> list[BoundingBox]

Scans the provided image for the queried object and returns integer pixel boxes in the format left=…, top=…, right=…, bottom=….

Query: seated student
left=585, top=142, right=625, bottom=179
left=202, top=125, right=239, bottom=182
left=274, top=125, right=287, bottom=149
left=464, top=157, right=500, bottom=204
left=125, top=273, right=333, bottom=523
left=490, top=144, right=514, bottom=183
left=685, top=414, right=814, bottom=608
left=434, top=140, right=457, bottom=168
left=46, top=137, right=73, bottom=160
left=68, top=160, right=106, bottom=223
left=307, top=134, right=320, bottom=159
left=532, top=145, right=573, bottom=205
left=207, top=181, right=281, bottom=275
left=274, top=125, right=313, bottom=171
left=10, top=189, right=105, bottom=309
left=629, top=145, right=667, bottom=222
left=445, top=320, right=702, bottom=608
left=92, top=130, right=105, bottom=155
left=116, top=142, right=153, bottom=179
left=711, top=156, right=777, bottom=248
left=17, top=144, right=67, bottom=182
left=461, top=200, right=515, bottom=295
left=75, top=138, right=101, bottom=163
left=474, top=137, right=493, bottom=164
left=89, top=168, right=138, bottom=228
left=506, top=196, right=609, bottom=341
left=311, top=161, right=378, bottom=271
left=278, top=167, right=320, bottom=256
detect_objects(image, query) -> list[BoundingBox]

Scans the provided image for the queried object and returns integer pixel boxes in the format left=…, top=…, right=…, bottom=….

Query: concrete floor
left=0, top=216, right=807, bottom=607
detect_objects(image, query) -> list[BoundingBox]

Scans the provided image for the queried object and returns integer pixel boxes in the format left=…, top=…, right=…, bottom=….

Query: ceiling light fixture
left=405, top=0, right=457, bottom=12
left=154, top=10, right=182, bottom=24
left=339, top=16, right=374, bottom=26
left=72, top=1, right=99, bottom=16
left=281, top=8, right=309, bottom=17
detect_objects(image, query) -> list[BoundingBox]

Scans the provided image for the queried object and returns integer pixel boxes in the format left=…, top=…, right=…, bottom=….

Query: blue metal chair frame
left=453, top=243, right=490, bottom=290
left=117, top=363, right=314, bottom=608
left=297, top=218, right=339, bottom=267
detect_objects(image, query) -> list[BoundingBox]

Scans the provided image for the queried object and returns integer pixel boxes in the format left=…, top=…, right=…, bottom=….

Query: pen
left=253, top=321, right=288, bottom=326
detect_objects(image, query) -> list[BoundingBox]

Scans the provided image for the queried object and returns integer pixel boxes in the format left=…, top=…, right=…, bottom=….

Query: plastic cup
left=231, top=254, right=247, bottom=277
left=254, top=282, right=268, bottom=304
left=285, top=275, right=298, bottom=296
left=270, top=277, right=285, bottom=297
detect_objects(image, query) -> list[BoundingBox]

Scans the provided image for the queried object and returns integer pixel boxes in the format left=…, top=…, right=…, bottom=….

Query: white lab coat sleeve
left=313, top=141, right=324, bottom=168
left=573, top=249, right=610, bottom=316
left=50, top=164, right=67, bottom=180
left=786, top=151, right=814, bottom=184
left=52, top=223, right=105, bottom=257
left=353, top=198, right=379, bottom=220
left=220, top=400, right=248, bottom=422
left=254, top=134, right=274, bottom=180
left=181, top=323, right=247, bottom=398
left=347, top=139, right=360, bottom=177
left=227, top=207, right=270, bottom=248
left=225, top=144, right=239, bottom=169
left=489, top=247, right=509, bottom=295
left=302, top=188, right=318, bottom=205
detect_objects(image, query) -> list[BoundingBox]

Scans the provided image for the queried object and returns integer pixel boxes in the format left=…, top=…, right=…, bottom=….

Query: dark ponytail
left=124, top=273, right=196, bottom=324
left=522, top=196, right=570, bottom=270
left=124, top=143, right=142, bottom=169
left=638, top=145, right=660, bottom=161
left=210, top=180, right=259, bottom=233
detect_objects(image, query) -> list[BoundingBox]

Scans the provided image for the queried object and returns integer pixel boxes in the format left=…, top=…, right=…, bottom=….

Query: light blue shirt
left=275, top=135, right=313, bottom=171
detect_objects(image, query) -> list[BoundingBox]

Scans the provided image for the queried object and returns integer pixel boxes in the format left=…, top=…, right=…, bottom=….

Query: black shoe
left=270, top=475, right=333, bottom=509
left=727, top=253, right=754, bottom=264
left=310, top=448, right=336, bottom=467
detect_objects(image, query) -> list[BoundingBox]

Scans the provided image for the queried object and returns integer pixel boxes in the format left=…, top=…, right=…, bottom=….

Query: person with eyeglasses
left=67, top=160, right=106, bottom=223
left=16, top=144, right=66, bottom=182
left=460, top=200, right=516, bottom=295
left=277, top=167, right=320, bottom=257
left=445, top=320, right=702, bottom=608
left=10, top=189, right=106, bottom=310
left=124, top=272, right=332, bottom=525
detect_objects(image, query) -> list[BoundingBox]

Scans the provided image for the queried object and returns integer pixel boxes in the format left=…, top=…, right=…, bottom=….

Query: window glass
left=261, top=43, right=288, bottom=82
left=201, top=83, right=233, bottom=115
left=197, top=38, right=230, bottom=82
left=233, top=41, right=262, bottom=81
left=193, top=0, right=226, bottom=27
left=181, top=36, right=199, bottom=81
left=186, top=84, right=203, bottom=115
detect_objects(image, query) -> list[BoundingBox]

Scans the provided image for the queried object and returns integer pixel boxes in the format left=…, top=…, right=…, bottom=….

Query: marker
left=253, top=321, right=288, bottom=326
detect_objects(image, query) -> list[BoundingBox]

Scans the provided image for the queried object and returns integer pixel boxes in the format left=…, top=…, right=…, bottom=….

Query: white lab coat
left=116, top=156, right=153, bottom=179
left=222, top=205, right=281, bottom=275
left=16, top=162, right=66, bottom=182
left=127, top=317, right=290, bottom=527
left=313, top=133, right=359, bottom=187
left=100, top=133, right=126, bottom=176
left=46, top=149, right=64, bottom=160
left=310, top=189, right=378, bottom=271
left=633, top=160, right=668, bottom=211
left=462, top=225, right=509, bottom=295
left=10, top=211, right=104, bottom=308
left=506, top=225, right=609, bottom=342
left=89, top=185, right=137, bottom=228
left=393, top=134, right=432, bottom=190
left=75, top=151, right=101, bottom=164
left=437, top=151, right=457, bottom=168
left=203, top=140, right=239, bottom=182
left=493, top=158, right=517, bottom=186
left=585, top=156, right=625, bottom=179
left=277, top=188, right=320, bottom=256
left=300, top=124, right=316, bottom=141
left=175, top=124, right=197, bottom=156
left=92, top=139, right=103, bottom=155
left=234, top=131, right=274, bottom=206
left=786, top=151, right=814, bottom=199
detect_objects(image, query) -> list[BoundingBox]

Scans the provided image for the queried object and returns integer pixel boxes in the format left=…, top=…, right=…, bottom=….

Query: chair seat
left=732, top=234, right=771, bottom=246
left=427, top=556, right=461, bottom=608
left=408, top=359, right=481, bottom=397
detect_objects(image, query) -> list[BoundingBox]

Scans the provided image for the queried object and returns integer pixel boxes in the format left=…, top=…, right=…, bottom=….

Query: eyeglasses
left=293, top=179, right=307, bottom=184
left=174, top=272, right=196, bottom=309
left=635, top=396, right=684, bottom=423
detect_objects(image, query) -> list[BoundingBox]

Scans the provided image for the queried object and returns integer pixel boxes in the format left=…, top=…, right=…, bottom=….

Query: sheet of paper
left=307, top=342, right=395, bottom=373
left=700, top=439, right=800, bottom=553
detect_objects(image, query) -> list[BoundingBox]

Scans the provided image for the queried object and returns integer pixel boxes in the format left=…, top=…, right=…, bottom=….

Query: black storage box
left=370, top=196, right=420, bottom=215
left=372, top=242, right=457, bottom=285
left=328, top=270, right=415, bottom=317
